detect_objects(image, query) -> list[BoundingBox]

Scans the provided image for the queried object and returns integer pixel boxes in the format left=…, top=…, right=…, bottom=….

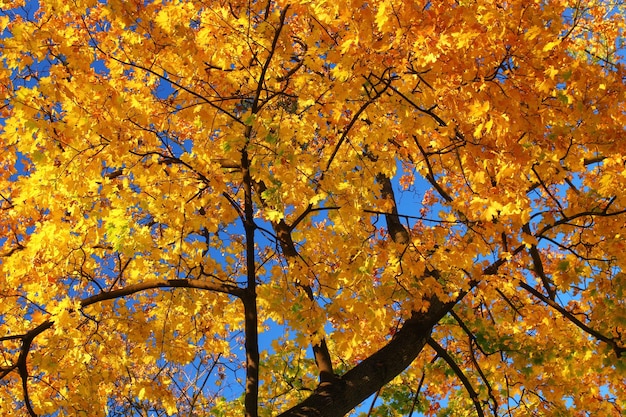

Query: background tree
left=1, top=0, right=625, bottom=416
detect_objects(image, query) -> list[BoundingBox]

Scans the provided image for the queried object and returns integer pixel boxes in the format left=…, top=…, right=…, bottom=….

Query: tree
left=1, top=0, right=625, bottom=415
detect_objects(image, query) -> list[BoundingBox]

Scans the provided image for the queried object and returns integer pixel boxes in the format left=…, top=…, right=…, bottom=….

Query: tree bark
left=377, top=173, right=409, bottom=244
left=277, top=297, right=453, bottom=417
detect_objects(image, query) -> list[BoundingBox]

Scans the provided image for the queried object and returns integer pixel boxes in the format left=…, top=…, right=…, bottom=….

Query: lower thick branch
left=278, top=298, right=453, bottom=417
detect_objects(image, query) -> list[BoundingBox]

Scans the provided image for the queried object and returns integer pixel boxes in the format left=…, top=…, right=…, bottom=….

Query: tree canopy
left=1, top=0, right=626, bottom=416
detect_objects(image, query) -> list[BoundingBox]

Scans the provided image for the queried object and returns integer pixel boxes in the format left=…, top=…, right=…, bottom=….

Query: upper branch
left=250, top=5, right=290, bottom=113
left=324, top=71, right=394, bottom=174
left=519, top=281, right=625, bottom=358
left=81, top=278, right=244, bottom=307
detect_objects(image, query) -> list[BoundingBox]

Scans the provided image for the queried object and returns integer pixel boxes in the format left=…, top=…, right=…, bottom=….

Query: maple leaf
left=1, top=1, right=625, bottom=417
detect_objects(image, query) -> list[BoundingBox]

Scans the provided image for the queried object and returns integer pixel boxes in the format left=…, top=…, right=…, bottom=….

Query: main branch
left=241, top=145, right=260, bottom=417
left=277, top=299, right=453, bottom=417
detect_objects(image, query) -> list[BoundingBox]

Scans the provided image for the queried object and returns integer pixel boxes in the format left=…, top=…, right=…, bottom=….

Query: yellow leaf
left=265, top=209, right=284, bottom=222
left=543, top=40, right=560, bottom=52
left=0, top=15, right=9, bottom=33
left=375, top=1, right=389, bottom=31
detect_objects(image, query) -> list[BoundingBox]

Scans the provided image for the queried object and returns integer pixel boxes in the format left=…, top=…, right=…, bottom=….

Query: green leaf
left=243, top=114, right=256, bottom=126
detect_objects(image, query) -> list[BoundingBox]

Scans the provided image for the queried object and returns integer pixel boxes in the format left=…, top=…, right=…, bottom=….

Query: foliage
left=1, top=0, right=626, bottom=416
